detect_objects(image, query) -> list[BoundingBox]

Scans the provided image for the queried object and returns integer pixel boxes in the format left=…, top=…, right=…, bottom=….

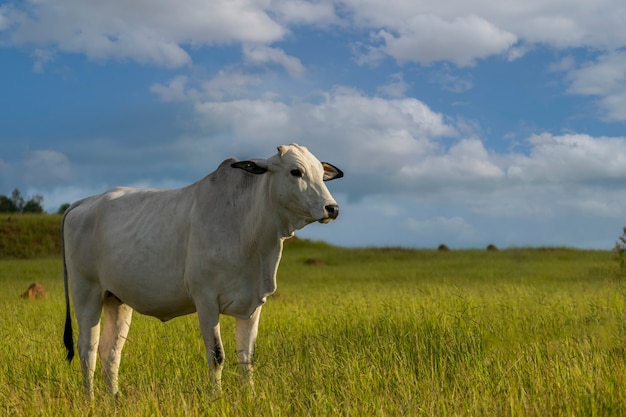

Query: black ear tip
left=322, top=162, right=344, bottom=181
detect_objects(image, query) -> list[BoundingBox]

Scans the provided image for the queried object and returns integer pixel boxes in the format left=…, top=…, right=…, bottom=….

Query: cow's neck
left=231, top=174, right=291, bottom=303
left=241, top=174, right=296, bottom=241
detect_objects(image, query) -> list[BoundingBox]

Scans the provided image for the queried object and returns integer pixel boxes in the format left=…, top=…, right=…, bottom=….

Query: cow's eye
left=290, top=169, right=303, bottom=178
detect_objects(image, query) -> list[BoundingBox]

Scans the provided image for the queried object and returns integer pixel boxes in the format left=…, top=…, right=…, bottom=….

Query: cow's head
left=231, top=143, right=343, bottom=230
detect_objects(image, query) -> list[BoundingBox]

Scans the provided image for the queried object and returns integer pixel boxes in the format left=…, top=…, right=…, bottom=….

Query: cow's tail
left=61, top=202, right=79, bottom=363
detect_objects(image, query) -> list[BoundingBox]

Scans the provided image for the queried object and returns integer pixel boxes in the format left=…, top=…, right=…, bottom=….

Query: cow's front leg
left=196, top=304, right=224, bottom=392
left=236, top=305, right=262, bottom=390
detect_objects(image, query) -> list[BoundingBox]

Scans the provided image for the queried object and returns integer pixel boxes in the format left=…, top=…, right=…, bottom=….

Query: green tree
left=11, top=188, right=24, bottom=212
left=0, top=195, right=18, bottom=213
left=22, top=195, right=44, bottom=213
left=57, top=203, right=71, bottom=214
left=0, top=189, right=45, bottom=213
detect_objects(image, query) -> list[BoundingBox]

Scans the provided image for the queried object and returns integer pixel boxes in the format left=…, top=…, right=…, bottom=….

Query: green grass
left=1, top=242, right=625, bottom=416
left=0, top=214, right=63, bottom=258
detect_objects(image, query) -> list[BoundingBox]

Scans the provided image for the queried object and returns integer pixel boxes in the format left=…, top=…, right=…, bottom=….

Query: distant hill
left=0, top=214, right=63, bottom=258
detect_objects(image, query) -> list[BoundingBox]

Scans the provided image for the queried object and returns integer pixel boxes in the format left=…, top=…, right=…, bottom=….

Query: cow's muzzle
left=319, top=204, right=339, bottom=223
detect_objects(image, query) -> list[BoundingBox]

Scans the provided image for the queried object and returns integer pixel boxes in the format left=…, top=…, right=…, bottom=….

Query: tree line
left=0, top=188, right=69, bottom=214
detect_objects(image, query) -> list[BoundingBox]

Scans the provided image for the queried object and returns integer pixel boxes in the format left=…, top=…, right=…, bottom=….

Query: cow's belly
left=102, top=273, right=196, bottom=321
left=131, top=295, right=197, bottom=322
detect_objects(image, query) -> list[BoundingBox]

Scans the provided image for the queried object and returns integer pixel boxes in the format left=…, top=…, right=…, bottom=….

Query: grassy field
left=0, top=214, right=63, bottom=258
left=1, top=235, right=626, bottom=415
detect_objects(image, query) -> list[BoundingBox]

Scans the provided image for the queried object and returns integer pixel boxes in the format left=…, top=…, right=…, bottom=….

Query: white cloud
left=192, top=92, right=442, bottom=171
left=343, top=0, right=626, bottom=67
left=517, top=15, right=584, bottom=48
left=194, top=99, right=293, bottom=146
left=598, top=91, right=626, bottom=121
left=151, top=71, right=265, bottom=103
left=506, top=1, right=626, bottom=50
left=201, top=70, right=264, bottom=101
left=5, top=0, right=626, bottom=74
left=243, top=45, right=306, bottom=78
left=150, top=77, right=460, bottom=192
left=507, top=133, right=626, bottom=184
left=376, top=14, right=517, bottom=66
left=506, top=43, right=533, bottom=61
left=271, top=0, right=338, bottom=25
left=399, top=138, right=504, bottom=189
left=566, top=52, right=626, bottom=96
left=377, top=72, right=409, bottom=98
left=150, top=76, right=192, bottom=102
left=353, top=38, right=388, bottom=67
left=563, top=51, right=626, bottom=121
left=3, top=0, right=285, bottom=68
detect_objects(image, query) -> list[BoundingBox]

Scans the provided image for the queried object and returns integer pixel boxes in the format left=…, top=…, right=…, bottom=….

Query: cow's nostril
left=325, top=204, right=339, bottom=219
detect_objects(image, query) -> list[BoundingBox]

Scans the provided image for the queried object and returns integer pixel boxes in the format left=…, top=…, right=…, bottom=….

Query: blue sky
left=2, top=0, right=626, bottom=249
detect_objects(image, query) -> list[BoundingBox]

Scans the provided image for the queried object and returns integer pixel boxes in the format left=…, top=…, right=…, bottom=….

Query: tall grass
left=0, top=214, right=63, bottom=258
left=1, top=243, right=625, bottom=416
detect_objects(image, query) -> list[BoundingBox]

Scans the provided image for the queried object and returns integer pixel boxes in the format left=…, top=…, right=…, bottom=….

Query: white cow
left=62, top=144, right=343, bottom=399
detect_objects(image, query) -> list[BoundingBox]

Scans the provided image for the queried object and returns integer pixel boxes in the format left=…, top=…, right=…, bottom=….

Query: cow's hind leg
left=99, top=293, right=133, bottom=396
left=72, top=283, right=104, bottom=400
left=236, top=305, right=262, bottom=391
left=196, top=303, right=224, bottom=392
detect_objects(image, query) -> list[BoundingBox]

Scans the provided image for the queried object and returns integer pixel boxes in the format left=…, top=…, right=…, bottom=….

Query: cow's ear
left=322, top=162, right=344, bottom=181
left=231, top=161, right=268, bottom=175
